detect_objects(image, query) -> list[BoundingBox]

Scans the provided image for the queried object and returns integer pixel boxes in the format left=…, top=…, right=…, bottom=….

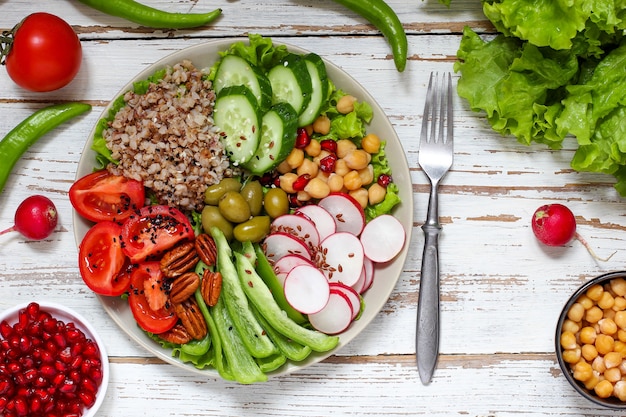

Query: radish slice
left=360, top=256, right=375, bottom=294
left=352, top=267, right=367, bottom=294
left=360, top=214, right=405, bottom=263
left=270, top=214, right=320, bottom=248
left=262, top=232, right=311, bottom=264
left=308, top=290, right=354, bottom=335
left=295, top=205, right=336, bottom=241
left=318, top=193, right=365, bottom=236
left=330, top=282, right=361, bottom=320
left=283, top=264, right=330, bottom=314
left=273, top=254, right=314, bottom=275
left=318, top=232, right=364, bottom=286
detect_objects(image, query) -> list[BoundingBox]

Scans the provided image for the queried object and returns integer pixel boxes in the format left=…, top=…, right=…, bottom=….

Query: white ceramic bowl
left=0, top=301, right=109, bottom=416
left=73, top=38, right=413, bottom=378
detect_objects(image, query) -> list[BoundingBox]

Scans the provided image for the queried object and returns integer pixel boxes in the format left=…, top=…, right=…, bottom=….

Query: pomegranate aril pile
left=0, top=302, right=103, bottom=417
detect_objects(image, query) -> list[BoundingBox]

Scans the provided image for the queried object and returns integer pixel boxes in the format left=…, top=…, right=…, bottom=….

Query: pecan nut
left=160, top=242, right=199, bottom=278
left=201, top=270, right=222, bottom=307
left=158, top=323, right=192, bottom=345
left=173, top=298, right=207, bottom=340
left=195, top=234, right=218, bottom=266
left=169, top=272, right=200, bottom=304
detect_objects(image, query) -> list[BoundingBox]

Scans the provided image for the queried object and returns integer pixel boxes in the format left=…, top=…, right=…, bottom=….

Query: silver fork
left=416, top=72, right=454, bottom=385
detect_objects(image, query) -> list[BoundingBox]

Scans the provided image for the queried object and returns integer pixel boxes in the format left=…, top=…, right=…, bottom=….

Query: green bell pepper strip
left=211, top=292, right=267, bottom=384
left=180, top=332, right=211, bottom=356
left=233, top=252, right=339, bottom=352
left=250, top=302, right=312, bottom=362
left=210, top=227, right=277, bottom=358
left=330, top=0, right=407, bottom=72
left=76, top=0, right=222, bottom=29
left=255, top=351, right=286, bottom=373
left=0, top=102, right=91, bottom=193
left=252, top=244, right=307, bottom=324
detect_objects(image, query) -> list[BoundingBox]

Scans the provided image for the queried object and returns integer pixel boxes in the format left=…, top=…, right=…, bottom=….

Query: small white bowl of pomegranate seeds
left=0, top=301, right=109, bottom=417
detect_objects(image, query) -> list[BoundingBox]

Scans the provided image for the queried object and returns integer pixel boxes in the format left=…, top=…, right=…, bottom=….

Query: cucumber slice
left=213, top=85, right=262, bottom=165
left=268, top=54, right=312, bottom=115
left=298, top=53, right=330, bottom=127
left=243, top=102, right=298, bottom=175
left=214, top=54, right=273, bottom=111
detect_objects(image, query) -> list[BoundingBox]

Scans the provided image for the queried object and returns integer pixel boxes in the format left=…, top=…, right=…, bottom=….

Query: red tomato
left=70, top=170, right=145, bottom=223
left=4, top=13, right=82, bottom=92
left=78, top=221, right=131, bottom=296
left=128, top=262, right=177, bottom=334
left=121, top=205, right=195, bottom=263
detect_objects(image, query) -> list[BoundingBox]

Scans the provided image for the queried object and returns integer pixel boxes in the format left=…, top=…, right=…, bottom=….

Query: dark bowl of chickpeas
left=556, top=271, right=626, bottom=408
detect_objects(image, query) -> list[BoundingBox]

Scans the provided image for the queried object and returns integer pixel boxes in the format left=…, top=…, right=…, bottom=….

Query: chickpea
left=568, top=303, right=585, bottom=322
left=286, top=148, right=305, bottom=169
left=312, top=115, right=331, bottom=135
left=603, top=351, right=622, bottom=369
left=595, top=380, right=614, bottom=398
left=605, top=367, right=622, bottom=383
left=561, top=331, right=578, bottom=350
left=562, top=319, right=581, bottom=334
left=296, top=190, right=312, bottom=202
left=313, top=150, right=331, bottom=165
left=304, top=138, right=322, bottom=157
left=587, top=284, right=604, bottom=301
left=336, top=139, right=357, bottom=158
left=279, top=172, right=298, bottom=194
left=343, top=149, right=371, bottom=170
left=362, top=133, right=381, bottom=154
left=573, top=360, right=593, bottom=381
left=562, top=348, right=582, bottom=364
left=614, top=296, right=626, bottom=311
left=583, top=372, right=600, bottom=390
left=616, top=311, right=626, bottom=330
left=304, top=177, right=331, bottom=199
left=599, top=291, right=616, bottom=310
left=580, top=326, right=597, bottom=345
left=577, top=294, right=594, bottom=310
left=336, top=94, right=357, bottom=114
left=297, top=158, right=319, bottom=178
left=592, top=355, right=607, bottom=373
left=614, top=381, right=626, bottom=401
left=599, top=318, right=618, bottom=335
left=276, top=159, right=292, bottom=174
left=304, top=124, right=313, bottom=136
left=619, top=329, right=626, bottom=343
left=581, top=344, right=598, bottom=361
left=334, top=159, right=350, bottom=176
left=368, top=183, right=387, bottom=205
left=612, top=278, right=626, bottom=296
left=327, top=173, right=344, bottom=193
left=349, top=188, right=368, bottom=209
left=343, top=170, right=363, bottom=191
left=586, top=306, right=604, bottom=324
left=596, top=334, right=615, bottom=355
left=358, top=164, right=374, bottom=186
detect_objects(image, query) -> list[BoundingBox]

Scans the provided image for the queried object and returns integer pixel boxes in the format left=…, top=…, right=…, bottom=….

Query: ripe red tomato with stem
left=0, top=12, right=82, bottom=92
left=70, top=170, right=145, bottom=223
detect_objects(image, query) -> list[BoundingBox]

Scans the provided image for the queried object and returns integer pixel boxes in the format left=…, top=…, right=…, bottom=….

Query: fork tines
left=421, top=72, right=453, bottom=145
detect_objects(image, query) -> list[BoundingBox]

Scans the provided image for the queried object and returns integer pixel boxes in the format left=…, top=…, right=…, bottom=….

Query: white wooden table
left=2, top=1, right=626, bottom=415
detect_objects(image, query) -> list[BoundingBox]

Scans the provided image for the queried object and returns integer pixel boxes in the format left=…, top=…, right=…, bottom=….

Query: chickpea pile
left=560, top=278, right=626, bottom=401
left=275, top=94, right=390, bottom=210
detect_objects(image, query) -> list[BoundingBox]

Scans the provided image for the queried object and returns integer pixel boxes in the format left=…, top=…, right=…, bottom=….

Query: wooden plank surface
left=2, top=0, right=626, bottom=415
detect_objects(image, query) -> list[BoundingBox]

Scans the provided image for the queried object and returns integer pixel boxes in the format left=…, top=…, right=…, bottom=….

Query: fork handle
left=416, top=188, right=442, bottom=384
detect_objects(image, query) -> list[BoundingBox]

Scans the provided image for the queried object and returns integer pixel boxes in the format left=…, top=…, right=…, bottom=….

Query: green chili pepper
left=76, top=0, right=222, bottom=29
left=0, top=102, right=91, bottom=194
left=331, top=0, right=408, bottom=72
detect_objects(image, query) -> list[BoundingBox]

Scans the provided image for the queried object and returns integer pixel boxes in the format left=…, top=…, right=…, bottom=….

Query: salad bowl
left=73, top=38, right=413, bottom=378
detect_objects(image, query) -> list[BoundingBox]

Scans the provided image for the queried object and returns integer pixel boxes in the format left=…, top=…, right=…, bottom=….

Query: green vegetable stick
left=233, top=252, right=339, bottom=352
left=211, top=293, right=267, bottom=384
left=210, top=227, right=277, bottom=359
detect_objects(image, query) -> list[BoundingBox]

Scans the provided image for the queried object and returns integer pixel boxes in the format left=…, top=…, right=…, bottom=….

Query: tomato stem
left=0, top=29, right=14, bottom=65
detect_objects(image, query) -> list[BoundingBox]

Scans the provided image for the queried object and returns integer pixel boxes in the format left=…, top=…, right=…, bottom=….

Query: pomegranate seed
left=295, top=128, right=310, bottom=149
left=0, top=303, right=103, bottom=416
left=292, top=174, right=311, bottom=191
left=288, top=194, right=303, bottom=209
left=320, top=139, right=337, bottom=153
left=377, top=173, right=392, bottom=188
left=319, top=154, right=338, bottom=173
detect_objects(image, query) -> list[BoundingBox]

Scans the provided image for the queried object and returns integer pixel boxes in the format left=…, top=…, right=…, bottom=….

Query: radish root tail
left=575, top=232, right=616, bottom=262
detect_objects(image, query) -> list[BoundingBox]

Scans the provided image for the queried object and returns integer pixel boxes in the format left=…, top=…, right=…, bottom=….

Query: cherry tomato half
left=70, top=170, right=145, bottom=223
left=128, top=262, right=177, bottom=334
left=121, top=205, right=195, bottom=263
left=78, top=221, right=131, bottom=296
left=4, top=13, right=82, bottom=92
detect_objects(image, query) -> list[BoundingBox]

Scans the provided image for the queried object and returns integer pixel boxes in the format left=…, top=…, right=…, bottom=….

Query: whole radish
left=531, top=203, right=613, bottom=261
left=0, top=195, right=58, bottom=240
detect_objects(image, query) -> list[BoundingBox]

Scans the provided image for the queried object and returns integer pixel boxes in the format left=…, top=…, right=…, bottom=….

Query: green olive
left=240, top=180, right=264, bottom=216
left=218, top=191, right=251, bottom=223
left=204, top=177, right=242, bottom=206
left=201, top=205, right=234, bottom=241
left=233, top=216, right=271, bottom=243
left=263, top=188, right=289, bottom=219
